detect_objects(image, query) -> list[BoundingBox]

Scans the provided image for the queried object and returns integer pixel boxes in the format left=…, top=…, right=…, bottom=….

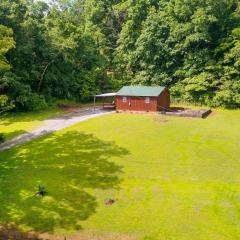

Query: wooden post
left=94, top=96, right=96, bottom=112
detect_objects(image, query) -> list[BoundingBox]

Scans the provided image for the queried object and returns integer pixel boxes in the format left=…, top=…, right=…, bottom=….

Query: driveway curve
left=0, top=107, right=114, bottom=152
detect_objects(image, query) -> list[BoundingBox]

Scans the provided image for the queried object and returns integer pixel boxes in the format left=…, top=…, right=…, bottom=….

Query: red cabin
left=116, top=86, right=170, bottom=112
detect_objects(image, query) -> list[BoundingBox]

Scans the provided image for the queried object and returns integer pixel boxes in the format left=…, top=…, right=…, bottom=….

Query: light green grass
left=0, top=110, right=240, bottom=239
left=0, top=108, right=64, bottom=140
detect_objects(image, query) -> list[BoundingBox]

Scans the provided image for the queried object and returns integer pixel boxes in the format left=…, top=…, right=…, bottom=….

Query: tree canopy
left=0, top=0, right=240, bottom=110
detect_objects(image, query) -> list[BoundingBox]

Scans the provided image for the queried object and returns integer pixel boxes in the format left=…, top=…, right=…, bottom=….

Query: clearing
left=0, top=108, right=64, bottom=141
left=0, top=109, right=240, bottom=240
left=0, top=107, right=113, bottom=151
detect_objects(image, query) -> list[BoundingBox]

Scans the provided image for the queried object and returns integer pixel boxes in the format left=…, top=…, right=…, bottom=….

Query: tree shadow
left=2, top=130, right=27, bottom=140
left=0, top=131, right=129, bottom=234
left=0, top=108, right=64, bottom=126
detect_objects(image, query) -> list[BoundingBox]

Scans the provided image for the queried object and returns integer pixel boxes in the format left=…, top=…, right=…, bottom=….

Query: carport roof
left=95, top=92, right=117, bottom=97
left=116, top=86, right=166, bottom=97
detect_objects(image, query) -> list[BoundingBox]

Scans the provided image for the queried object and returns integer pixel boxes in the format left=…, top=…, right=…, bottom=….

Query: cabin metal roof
left=116, top=86, right=165, bottom=97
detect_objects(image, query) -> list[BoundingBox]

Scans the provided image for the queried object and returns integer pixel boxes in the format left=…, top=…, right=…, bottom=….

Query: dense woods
left=0, top=0, right=240, bottom=111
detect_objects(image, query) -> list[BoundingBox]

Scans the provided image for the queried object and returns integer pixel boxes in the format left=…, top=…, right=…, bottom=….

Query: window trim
left=145, top=97, right=150, bottom=104
left=123, top=96, right=127, bottom=103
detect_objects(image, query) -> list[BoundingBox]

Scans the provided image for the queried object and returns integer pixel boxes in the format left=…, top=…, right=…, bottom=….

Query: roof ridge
left=116, top=85, right=166, bottom=97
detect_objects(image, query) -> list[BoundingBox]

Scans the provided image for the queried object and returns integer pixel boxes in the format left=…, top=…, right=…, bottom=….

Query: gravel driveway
left=0, top=107, right=114, bottom=152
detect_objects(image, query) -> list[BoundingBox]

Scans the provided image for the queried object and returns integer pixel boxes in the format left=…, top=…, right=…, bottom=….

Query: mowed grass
left=0, top=110, right=240, bottom=240
left=0, top=108, right=64, bottom=140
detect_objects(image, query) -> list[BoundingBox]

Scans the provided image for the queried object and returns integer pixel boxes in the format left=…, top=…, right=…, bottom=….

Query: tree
left=213, top=27, right=240, bottom=107
left=0, top=95, right=14, bottom=114
left=0, top=0, right=111, bottom=110
left=115, top=0, right=240, bottom=107
left=0, top=24, right=15, bottom=114
left=0, top=25, right=15, bottom=73
left=1, top=0, right=240, bottom=110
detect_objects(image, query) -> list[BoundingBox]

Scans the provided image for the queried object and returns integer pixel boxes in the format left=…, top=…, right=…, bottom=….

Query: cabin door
left=129, top=97, right=145, bottom=111
left=121, top=96, right=129, bottom=110
left=145, top=97, right=151, bottom=112
left=129, top=97, right=139, bottom=111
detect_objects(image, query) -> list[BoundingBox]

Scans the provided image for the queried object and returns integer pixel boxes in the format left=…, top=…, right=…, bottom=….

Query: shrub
left=0, top=95, right=15, bottom=113
left=36, top=185, right=47, bottom=197
left=16, top=93, right=47, bottom=111
left=0, top=133, right=6, bottom=143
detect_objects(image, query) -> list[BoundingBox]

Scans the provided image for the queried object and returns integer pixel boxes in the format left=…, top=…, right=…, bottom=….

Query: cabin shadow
left=0, top=131, right=129, bottom=234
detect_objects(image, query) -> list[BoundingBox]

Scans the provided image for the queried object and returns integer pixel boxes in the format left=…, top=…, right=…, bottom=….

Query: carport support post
left=93, top=96, right=96, bottom=112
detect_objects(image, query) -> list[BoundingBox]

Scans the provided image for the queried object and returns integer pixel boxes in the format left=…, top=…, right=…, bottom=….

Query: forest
left=0, top=0, right=240, bottom=112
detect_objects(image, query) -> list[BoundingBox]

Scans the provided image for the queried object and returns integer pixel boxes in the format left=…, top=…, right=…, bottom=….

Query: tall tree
left=115, top=0, right=240, bottom=107
left=84, top=0, right=127, bottom=65
left=0, top=25, right=15, bottom=73
left=0, top=0, right=240, bottom=110
left=0, top=24, right=15, bottom=113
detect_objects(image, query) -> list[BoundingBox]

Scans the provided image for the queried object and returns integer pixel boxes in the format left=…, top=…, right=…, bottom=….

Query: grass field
left=0, top=108, right=63, bottom=140
left=0, top=109, right=240, bottom=240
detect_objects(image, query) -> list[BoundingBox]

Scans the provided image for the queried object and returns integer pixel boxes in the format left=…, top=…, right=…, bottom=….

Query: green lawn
left=0, top=108, right=64, bottom=140
left=0, top=110, right=240, bottom=240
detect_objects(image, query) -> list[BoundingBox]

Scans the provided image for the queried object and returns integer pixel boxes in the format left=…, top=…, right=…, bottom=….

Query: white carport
left=94, top=92, right=117, bottom=110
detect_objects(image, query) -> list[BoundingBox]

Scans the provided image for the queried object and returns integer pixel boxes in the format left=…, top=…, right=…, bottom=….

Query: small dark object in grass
left=0, top=133, right=6, bottom=144
left=105, top=198, right=115, bottom=206
left=36, top=185, right=47, bottom=197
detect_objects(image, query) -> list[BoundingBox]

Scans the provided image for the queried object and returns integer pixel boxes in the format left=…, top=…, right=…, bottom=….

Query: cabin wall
left=116, top=96, right=158, bottom=112
left=157, top=89, right=170, bottom=111
left=116, top=89, right=170, bottom=112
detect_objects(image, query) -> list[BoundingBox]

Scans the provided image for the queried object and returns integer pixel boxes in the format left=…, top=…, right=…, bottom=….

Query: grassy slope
left=0, top=108, right=63, bottom=140
left=0, top=110, right=240, bottom=239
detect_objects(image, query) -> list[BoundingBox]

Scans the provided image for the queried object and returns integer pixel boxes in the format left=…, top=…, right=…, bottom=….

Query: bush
left=213, top=81, right=240, bottom=108
left=0, top=133, right=6, bottom=143
left=16, top=93, right=47, bottom=111
left=2, top=73, right=48, bottom=111
left=0, top=95, right=15, bottom=113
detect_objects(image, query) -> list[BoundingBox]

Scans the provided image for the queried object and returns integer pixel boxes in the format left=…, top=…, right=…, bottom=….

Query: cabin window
left=123, top=96, right=127, bottom=103
left=145, top=97, right=150, bottom=104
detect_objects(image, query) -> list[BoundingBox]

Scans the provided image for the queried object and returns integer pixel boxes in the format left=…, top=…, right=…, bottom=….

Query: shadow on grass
left=3, top=130, right=27, bottom=140
left=0, top=131, right=128, bottom=234
left=0, top=108, right=63, bottom=126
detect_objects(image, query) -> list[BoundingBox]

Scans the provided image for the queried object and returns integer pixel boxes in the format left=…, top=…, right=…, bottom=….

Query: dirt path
left=0, top=107, right=114, bottom=152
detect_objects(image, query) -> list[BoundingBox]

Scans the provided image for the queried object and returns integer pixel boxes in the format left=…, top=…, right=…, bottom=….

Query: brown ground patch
left=58, top=103, right=105, bottom=115
left=0, top=225, right=136, bottom=240
left=153, top=116, right=169, bottom=123
left=163, top=108, right=212, bottom=118
left=58, top=105, right=104, bottom=115
left=58, top=104, right=85, bottom=114
left=41, top=232, right=136, bottom=240
left=0, top=225, right=42, bottom=240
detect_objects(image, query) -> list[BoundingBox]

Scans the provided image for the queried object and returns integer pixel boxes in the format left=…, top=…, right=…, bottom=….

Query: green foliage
left=0, top=0, right=110, bottom=111
left=0, top=133, right=5, bottom=143
left=115, top=0, right=240, bottom=107
left=213, top=80, right=240, bottom=108
left=36, top=184, right=47, bottom=197
left=0, top=94, right=14, bottom=113
left=0, top=107, right=64, bottom=141
left=1, top=111, right=240, bottom=237
left=173, top=72, right=219, bottom=105
left=0, top=0, right=240, bottom=109
left=0, top=25, right=15, bottom=73
left=1, top=73, right=46, bottom=111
